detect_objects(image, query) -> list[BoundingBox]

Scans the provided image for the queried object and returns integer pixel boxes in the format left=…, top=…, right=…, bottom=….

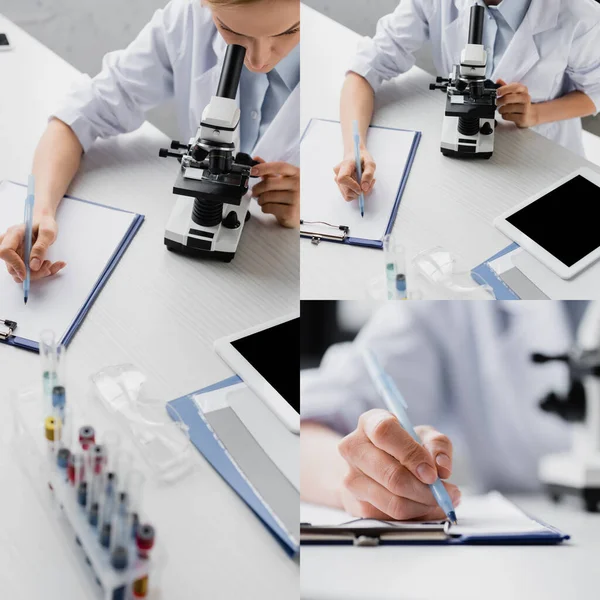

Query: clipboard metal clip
left=300, top=220, right=350, bottom=245
left=0, top=319, right=17, bottom=340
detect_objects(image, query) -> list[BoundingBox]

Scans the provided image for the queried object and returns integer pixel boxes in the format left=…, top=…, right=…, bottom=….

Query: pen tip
left=448, top=511, right=457, bottom=525
left=24, top=298, right=28, bottom=305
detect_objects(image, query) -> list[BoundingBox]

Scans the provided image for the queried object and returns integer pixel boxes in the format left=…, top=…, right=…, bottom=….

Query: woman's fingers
left=416, top=425, right=454, bottom=480
left=260, top=202, right=298, bottom=228
left=343, top=468, right=455, bottom=521
left=0, top=225, right=26, bottom=280
left=252, top=175, right=298, bottom=197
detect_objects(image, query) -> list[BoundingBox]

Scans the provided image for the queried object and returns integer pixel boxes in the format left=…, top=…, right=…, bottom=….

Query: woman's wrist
left=33, top=196, right=58, bottom=221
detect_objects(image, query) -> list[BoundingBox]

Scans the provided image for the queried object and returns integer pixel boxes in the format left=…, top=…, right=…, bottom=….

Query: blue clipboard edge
left=471, top=242, right=521, bottom=300
left=167, top=376, right=299, bottom=557
left=0, top=180, right=145, bottom=352
left=299, top=118, right=421, bottom=249
left=302, top=503, right=569, bottom=546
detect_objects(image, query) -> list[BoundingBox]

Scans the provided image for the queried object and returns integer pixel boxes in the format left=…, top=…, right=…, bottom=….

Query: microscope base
left=164, top=195, right=251, bottom=262
left=544, top=483, right=600, bottom=513
left=539, top=452, right=600, bottom=512
left=164, top=240, right=235, bottom=262
left=441, top=149, right=492, bottom=160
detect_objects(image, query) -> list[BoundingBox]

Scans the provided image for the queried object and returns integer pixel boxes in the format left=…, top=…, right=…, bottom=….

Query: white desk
left=300, top=6, right=600, bottom=300
left=301, top=495, right=600, bottom=600
left=0, top=15, right=298, bottom=600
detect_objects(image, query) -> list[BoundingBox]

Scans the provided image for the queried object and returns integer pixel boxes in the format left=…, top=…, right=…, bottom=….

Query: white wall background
left=0, top=0, right=179, bottom=137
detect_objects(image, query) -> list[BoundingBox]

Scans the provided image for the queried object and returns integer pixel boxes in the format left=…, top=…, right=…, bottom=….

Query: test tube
left=99, top=431, right=121, bottom=548
left=52, top=386, right=66, bottom=424
left=104, top=431, right=121, bottom=474
left=126, top=470, right=146, bottom=539
left=56, top=409, right=73, bottom=475
left=383, top=234, right=407, bottom=300
left=87, top=442, right=107, bottom=526
left=110, top=492, right=130, bottom=571
left=99, top=472, right=118, bottom=548
left=75, top=455, right=88, bottom=507
left=78, top=426, right=96, bottom=451
left=40, top=330, right=58, bottom=400
left=133, top=523, right=155, bottom=598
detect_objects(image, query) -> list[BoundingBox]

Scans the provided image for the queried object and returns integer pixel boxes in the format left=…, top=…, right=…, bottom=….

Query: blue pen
left=362, top=348, right=457, bottom=524
left=352, top=120, right=365, bottom=218
left=23, top=175, right=35, bottom=305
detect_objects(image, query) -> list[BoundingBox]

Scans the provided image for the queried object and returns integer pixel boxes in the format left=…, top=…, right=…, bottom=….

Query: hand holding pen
left=0, top=190, right=66, bottom=286
left=336, top=350, right=461, bottom=522
left=333, top=126, right=377, bottom=203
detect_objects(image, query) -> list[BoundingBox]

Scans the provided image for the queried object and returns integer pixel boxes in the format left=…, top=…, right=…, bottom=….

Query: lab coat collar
left=491, top=0, right=559, bottom=83
left=487, top=0, right=532, bottom=33
left=447, top=0, right=560, bottom=84
left=456, top=0, right=558, bottom=33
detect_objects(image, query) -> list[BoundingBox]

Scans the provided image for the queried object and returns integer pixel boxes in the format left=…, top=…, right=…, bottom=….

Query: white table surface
left=300, top=5, right=600, bottom=300
left=301, top=494, right=600, bottom=600
left=0, top=14, right=299, bottom=600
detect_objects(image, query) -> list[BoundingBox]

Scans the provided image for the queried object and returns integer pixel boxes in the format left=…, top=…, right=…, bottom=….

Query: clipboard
left=167, top=376, right=299, bottom=557
left=471, top=243, right=521, bottom=300
left=0, top=180, right=144, bottom=352
left=300, top=518, right=568, bottom=546
left=300, top=118, right=421, bottom=248
left=301, top=493, right=569, bottom=546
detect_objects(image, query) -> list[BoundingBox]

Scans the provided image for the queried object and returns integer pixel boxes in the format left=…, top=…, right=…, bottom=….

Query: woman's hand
left=337, top=409, right=460, bottom=521
left=251, top=158, right=299, bottom=228
left=333, top=148, right=376, bottom=202
left=0, top=214, right=65, bottom=283
left=496, top=79, right=539, bottom=129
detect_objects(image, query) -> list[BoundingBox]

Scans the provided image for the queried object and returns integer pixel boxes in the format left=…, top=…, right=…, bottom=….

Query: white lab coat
left=51, top=0, right=299, bottom=166
left=349, top=0, right=600, bottom=156
left=302, top=302, right=576, bottom=492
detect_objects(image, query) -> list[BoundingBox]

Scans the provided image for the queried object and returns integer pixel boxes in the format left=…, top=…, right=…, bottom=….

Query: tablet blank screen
left=506, top=175, right=600, bottom=267
left=231, top=318, right=299, bottom=413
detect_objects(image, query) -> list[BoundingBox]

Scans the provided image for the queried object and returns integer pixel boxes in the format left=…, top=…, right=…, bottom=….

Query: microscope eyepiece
left=216, top=44, right=246, bottom=100
left=468, top=5, right=485, bottom=46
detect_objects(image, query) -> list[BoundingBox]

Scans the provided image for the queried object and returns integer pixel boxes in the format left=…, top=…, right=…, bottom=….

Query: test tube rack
left=11, top=389, right=158, bottom=600
left=47, top=451, right=154, bottom=600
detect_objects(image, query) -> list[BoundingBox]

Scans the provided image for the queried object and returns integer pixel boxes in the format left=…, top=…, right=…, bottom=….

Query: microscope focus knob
left=222, top=211, right=241, bottom=230
left=235, top=152, right=261, bottom=168
left=531, top=352, right=570, bottom=364
left=480, top=122, right=494, bottom=136
left=539, top=382, right=586, bottom=423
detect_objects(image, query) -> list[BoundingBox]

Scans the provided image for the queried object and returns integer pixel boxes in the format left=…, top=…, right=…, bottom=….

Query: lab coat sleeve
left=51, top=0, right=190, bottom=152
left=565, top=18, right=600, bottom=115
left=301, top=303, right=447, bottom=436
left=347, top=0, right=431, bottom=94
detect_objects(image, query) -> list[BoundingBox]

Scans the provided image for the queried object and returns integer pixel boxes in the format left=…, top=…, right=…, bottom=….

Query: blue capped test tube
left=383, top=234, right=407, bottom=300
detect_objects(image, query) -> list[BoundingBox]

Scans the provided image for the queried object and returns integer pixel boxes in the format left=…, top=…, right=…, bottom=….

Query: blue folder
left=471, top=243, right=521, bottom=300
left=1, top=181, right=144, bottom=353
left=168, top=376, right=298, bottom=556
left=300, top=118, right=421, bottom=249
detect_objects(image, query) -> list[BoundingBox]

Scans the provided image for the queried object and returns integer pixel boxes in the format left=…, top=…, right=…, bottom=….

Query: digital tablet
left=494, top=167, right=600, bottom=280
left=214, top=314, right=300, bottom=433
